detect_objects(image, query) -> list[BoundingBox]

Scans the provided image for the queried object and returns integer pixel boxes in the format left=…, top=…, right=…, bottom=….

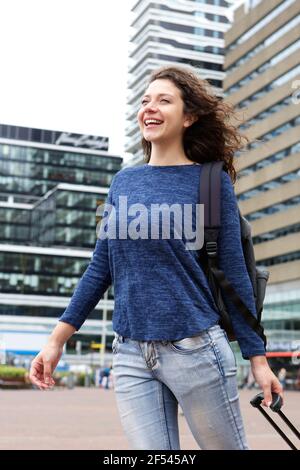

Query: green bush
left=53, top=371, right=71, bottom=379
left=52, top=371, right=94, bottom=387
left=75, top=372, right=94, bottom=387
left=54, top=371, right=79, bottom=378
left=0, top=365, right=27, bottom=380
left=75, top=372, right=84, bottom=387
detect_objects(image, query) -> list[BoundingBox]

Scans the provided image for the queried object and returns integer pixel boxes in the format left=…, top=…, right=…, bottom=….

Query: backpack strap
left=199, top=161, right=267, bottom=348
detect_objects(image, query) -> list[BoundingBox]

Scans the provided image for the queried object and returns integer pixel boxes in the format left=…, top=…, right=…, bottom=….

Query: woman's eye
left=141, top=99, right=169, bottom=105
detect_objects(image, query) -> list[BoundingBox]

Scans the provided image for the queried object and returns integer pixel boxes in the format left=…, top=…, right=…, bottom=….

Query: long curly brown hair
left=141, top=65, right=249, bottom=184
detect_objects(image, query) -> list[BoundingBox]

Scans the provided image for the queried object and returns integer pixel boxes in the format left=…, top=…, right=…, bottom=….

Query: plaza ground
left=0, top=388, right=299, bottom=450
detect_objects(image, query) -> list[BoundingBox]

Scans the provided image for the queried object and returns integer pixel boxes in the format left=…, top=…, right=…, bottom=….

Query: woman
left=29, top=65, right=283, bottom=450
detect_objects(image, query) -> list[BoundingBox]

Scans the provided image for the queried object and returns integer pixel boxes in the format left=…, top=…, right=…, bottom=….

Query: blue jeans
left=112, top=324, right=250, bottom=450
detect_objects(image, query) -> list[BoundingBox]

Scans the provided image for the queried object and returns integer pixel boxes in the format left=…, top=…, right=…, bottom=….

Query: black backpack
left=198, top=161, right=268, bottom=348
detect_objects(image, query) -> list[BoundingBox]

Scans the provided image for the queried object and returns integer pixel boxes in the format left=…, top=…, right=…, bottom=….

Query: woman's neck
left=148, top=142, right=192, bottom=166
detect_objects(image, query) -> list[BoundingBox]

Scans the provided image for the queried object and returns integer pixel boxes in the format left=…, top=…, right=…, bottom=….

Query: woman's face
left=137, top=78, right=193, bottom=143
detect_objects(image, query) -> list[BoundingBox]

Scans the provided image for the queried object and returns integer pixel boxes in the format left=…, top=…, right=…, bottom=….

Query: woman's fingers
left=43, top=361, right=54, bottom=385
left=262, top=376, right=284, bottom=408
left=29, top=361, right=42, bottom=385
left=272, top=378, right=284, bottom=406
left=29, top=359, right=54, bottom=390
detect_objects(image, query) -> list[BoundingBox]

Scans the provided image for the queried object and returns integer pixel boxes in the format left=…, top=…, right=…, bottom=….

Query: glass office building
left=0, top=124, right=122, bottom=365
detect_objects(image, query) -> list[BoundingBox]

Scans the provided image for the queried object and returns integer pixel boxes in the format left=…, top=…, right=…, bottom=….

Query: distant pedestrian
left=278, top=368, right=287, bottom=389
left=296, top=368, right=300, bottom=391
left=246, top=369, right=256, bottom=390
left=99, top=365, right=113, bottom=389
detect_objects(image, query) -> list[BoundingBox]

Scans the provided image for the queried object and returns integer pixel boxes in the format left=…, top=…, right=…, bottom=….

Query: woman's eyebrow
left=143, top=93, right=174, bottom=98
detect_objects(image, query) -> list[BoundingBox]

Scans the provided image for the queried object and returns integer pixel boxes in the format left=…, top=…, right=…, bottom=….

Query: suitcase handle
left=250, top=392, right=282, bottom=412
left=250, top=392, right=300, bottom=450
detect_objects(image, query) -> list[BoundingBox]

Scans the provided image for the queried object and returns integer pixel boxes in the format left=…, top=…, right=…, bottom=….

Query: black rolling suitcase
left=250, top=392, right=300, bottom=450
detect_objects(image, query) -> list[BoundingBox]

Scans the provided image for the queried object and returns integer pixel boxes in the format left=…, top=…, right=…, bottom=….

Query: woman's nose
left=144, top=102, right=158, bottom=112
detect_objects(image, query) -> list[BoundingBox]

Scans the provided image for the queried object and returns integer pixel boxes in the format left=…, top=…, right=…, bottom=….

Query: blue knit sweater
left=59, top=163, right=266, bottom=359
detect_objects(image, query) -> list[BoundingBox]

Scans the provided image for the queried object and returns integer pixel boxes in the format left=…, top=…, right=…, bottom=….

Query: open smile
left=144, top=119, right=164, bottom=128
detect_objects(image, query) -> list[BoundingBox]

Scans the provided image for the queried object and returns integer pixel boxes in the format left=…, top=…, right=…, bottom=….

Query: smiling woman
left=29, top=63, right=283, bottom=452
left=137, top=65, right=248, bottom=180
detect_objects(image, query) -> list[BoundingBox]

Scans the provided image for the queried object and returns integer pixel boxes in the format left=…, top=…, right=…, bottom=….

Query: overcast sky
left=0, top=0, right=245, bottom=162
left=0, top=0, right=134, bottom=159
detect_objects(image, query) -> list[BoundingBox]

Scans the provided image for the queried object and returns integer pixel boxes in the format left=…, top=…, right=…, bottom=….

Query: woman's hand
left=250, top=355, right=284, bottom=407
left=29, top=342, right=63, bottom=390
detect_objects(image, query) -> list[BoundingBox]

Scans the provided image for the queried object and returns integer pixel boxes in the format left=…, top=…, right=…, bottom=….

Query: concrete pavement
left=0, top=387, right=299, bottom=450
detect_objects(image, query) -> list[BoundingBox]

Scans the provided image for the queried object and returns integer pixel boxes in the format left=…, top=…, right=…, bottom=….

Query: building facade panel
left=224, top=0, right=300, bottom=357
left=225, top=0, right=300, bottom=69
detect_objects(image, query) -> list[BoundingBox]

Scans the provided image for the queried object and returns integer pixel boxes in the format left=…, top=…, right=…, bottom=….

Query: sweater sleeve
left=58, top=177, right=116, bottom=331
left=218, top=171, right=266, bottom=360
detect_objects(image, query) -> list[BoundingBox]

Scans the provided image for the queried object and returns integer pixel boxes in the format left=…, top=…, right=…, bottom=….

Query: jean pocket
left=211, top=334, right=237, bottom=377
left=169, top=333, right=211, bottom=355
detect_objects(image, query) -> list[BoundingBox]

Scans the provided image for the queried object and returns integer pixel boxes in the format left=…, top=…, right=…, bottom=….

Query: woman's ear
left=184, top=114, right=198, bottom=128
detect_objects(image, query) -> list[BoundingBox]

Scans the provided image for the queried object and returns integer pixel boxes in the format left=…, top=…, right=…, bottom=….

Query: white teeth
left=145, top=119, right=163, bottom=126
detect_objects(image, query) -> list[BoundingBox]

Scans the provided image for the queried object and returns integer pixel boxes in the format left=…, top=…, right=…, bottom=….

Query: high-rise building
left=0, top=124, right=122, bottom=365
left=125, top=0, right=235, bottom=167
left=223, top=0, right=300, bottom=358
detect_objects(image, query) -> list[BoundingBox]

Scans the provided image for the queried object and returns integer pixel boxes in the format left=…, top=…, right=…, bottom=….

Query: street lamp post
left=100, top=312, right=107, bottom=368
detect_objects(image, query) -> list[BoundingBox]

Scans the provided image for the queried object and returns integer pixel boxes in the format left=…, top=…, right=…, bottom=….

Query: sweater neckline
left=143, top=163, right=201, bottom=168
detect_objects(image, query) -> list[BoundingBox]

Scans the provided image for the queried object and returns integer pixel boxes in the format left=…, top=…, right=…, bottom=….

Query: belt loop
left=115, top=333, right=123, bottom=343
